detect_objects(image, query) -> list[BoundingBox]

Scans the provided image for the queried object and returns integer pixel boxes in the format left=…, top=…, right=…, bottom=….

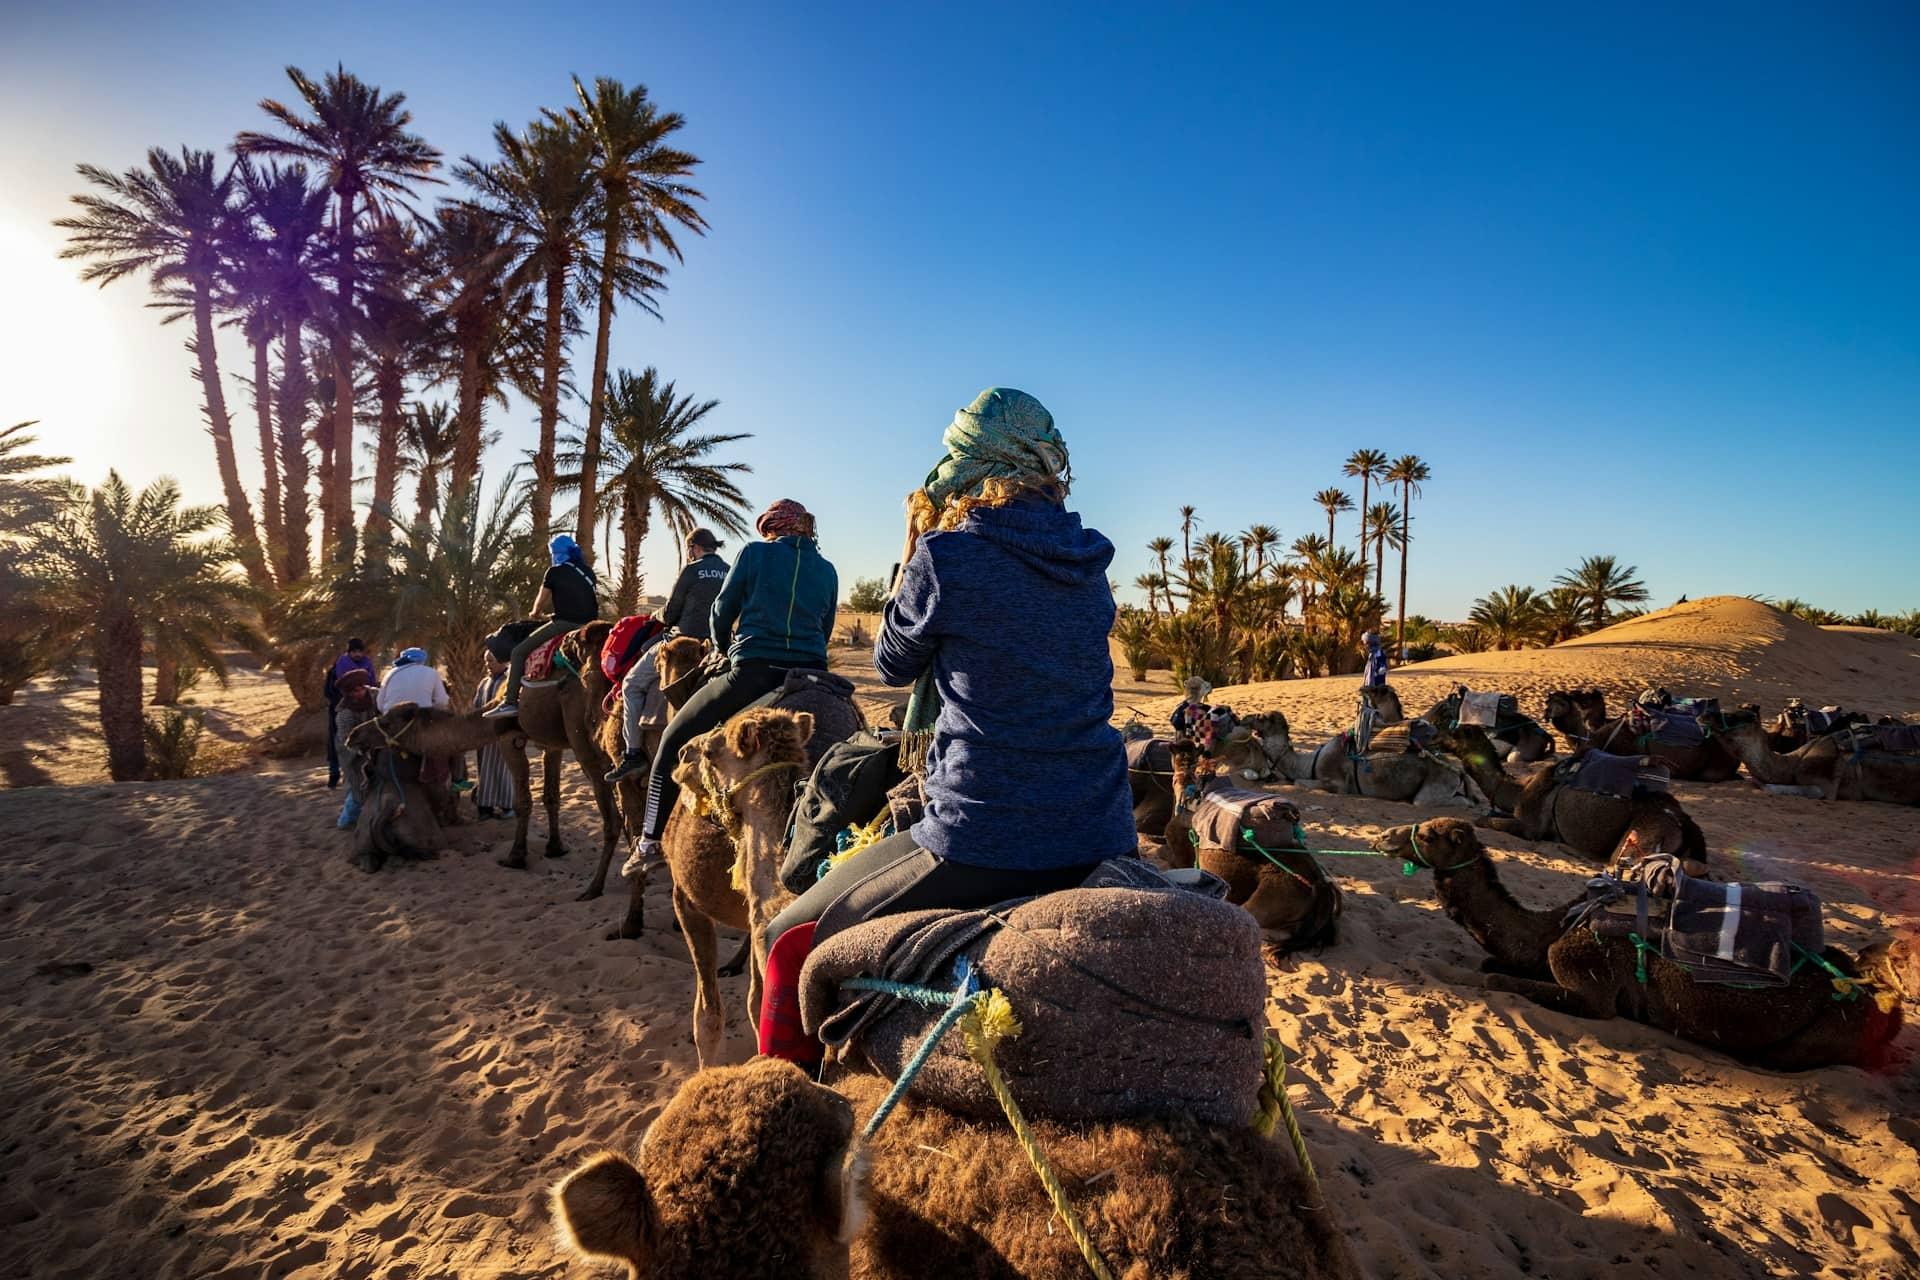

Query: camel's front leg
left=1484, top=972, right=1612, bottom=1019
left=566, top=717, right=620, bottom=897
left=673, top=886, right=726, bottom=1067
left=606, top=861, right=646, bottom=941
left=543, top=748, right=568, bottom=858
left=499, top=741, right=533, bottom=869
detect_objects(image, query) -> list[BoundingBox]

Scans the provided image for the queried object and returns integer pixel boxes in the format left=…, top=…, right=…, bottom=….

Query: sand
left=3, top=596, right=1917, bottom=1278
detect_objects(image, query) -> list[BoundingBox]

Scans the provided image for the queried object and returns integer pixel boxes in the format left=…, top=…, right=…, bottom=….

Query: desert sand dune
left=2, top=595, right=1916, bottom=1278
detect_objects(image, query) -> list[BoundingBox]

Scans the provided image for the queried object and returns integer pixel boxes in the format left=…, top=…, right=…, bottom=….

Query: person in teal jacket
left=628, top=498, right=837, bottom=865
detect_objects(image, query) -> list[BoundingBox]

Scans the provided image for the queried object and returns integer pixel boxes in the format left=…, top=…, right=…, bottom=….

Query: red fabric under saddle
left=524, top=633, right=568, bottom=682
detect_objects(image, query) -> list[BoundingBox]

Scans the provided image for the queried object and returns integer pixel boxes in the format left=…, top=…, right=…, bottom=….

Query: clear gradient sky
left=2, top=2, right=1916, bottom=618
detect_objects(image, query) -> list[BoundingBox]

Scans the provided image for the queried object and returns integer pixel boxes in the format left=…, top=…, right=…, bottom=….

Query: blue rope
left=842, top=972, right=984, bottom=1138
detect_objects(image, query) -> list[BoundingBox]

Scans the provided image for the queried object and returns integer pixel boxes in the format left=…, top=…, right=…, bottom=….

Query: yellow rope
left=960, top=990, right=1115, bottom=1280
left=696, top=756, right=804, bottom=893
left=1254, top=1035, right=1322, bottom=1206
left=824, top=810, right=891, bottom=873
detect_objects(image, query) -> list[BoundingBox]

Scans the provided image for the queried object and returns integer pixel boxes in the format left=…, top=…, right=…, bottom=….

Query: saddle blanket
left=801, top=867, right=1260, bottom=1127
left=1570, top=855, right=1821, bottom=987
left=1190, top=781, right=1300, bottom=855
left=1459, top=690, right=1507, bottom=728
left=1630, top=696, right=1719, bottom=747
left=1363, top=719, right=1437, bottom=755
left=1125, top=735, right=1173, bottom=776
left=1852, top=723, right=1920, bottom=753
left=1566, top=749, right=1671, bottom=798
left=523, top=633, right=568, bottom=683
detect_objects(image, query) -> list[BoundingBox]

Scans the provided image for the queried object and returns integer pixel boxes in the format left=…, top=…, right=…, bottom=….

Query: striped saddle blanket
left=1569, top=854, right=1822, bottom=986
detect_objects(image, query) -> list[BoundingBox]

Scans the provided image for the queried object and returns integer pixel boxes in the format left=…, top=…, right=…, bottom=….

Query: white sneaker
left=621, top=838, right=662, bottom=878
left=482, top=702, right=519, bottom=719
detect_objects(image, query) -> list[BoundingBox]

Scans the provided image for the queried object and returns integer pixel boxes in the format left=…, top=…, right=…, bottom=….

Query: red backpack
left=601, top=614, right=665, bottom=682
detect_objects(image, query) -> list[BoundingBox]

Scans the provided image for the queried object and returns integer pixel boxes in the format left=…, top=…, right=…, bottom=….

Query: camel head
left=1372, top=817, right=1484, bottom=877
left=656, top=637, right=710, bottom=710
left=1856, top=937, right=1919, bottom=1019
left=1359, top=683, right=1404, bottom=724
left=1543, top=690, right=1575, bottom=727
left=551, top=1058, right=867, bottom=1279
left=675, top=708, right=815, bottom=906
left=351, top=701, right=500, bottom=758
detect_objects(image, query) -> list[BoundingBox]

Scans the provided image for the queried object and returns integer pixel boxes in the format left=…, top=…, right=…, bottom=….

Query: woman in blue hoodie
left=756, top=388, right=1135, bottom=1063
left=627, top=499, right=838, bottom=866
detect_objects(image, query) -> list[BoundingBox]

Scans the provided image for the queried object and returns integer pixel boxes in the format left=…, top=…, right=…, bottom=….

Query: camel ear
left=792, top=711, right=816, bottom=747
left=726, top=716, right=760, bottom=759
left=818, top=1139, right=870, bottom=1245
left=552, top=1151, right=654, bottom=1268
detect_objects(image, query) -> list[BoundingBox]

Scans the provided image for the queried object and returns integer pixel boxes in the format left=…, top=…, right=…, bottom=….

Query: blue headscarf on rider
left=548, top=533, right=596, bottom=582
left=394, top=647, right=428, bottom=667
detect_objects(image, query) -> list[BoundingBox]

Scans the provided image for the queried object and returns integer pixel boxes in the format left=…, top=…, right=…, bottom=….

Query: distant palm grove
left=5, top=64, right=754, bottom=779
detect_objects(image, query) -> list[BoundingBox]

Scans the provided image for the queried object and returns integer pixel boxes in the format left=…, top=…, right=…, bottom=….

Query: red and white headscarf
left=755, top=498, right=815, bottom=539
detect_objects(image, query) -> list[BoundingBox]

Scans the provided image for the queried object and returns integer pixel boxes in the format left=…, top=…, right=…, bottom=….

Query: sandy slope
left=2, top=596, right=1918, bottom=1278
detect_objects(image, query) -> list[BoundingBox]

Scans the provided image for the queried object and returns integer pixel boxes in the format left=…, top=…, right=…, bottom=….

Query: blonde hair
left=907, top=476, right=1066, bottom=535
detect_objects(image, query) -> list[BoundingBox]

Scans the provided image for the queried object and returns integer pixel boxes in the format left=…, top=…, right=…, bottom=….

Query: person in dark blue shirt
left=756, top=388, right=1132, bottom=1064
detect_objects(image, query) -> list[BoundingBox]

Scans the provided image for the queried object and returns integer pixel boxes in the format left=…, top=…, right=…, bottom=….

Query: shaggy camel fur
left=664, top=708, right=815, bottom=1068
left=552, top=1057, right=1356, bottom=1280
left=1423, top=685, right=1553, bottom=763
left=1159, top=795, right=1343, bottom=952
left=1439, top=726, right=1709, bottom=874
left=1542, top=688, right=1609, bottom=750
left=1248, top=709, right=1477, bottom=807
left=1710, top=715, right=1920, bottom=807
left=1383, top=818, right=1916, bottom=1070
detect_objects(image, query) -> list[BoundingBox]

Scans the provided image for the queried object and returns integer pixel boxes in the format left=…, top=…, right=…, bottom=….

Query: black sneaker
left=605, top=752, right=647, bottom=784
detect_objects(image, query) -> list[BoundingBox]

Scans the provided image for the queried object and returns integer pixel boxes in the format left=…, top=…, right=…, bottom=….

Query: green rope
left=1240, top=830, right=1315, bottom=887
left=1791, top=943, right=1867, bottom=1003
left=1627, top=931, right=1658, bottom=985
left=841, top=976, right=987, bottom=1138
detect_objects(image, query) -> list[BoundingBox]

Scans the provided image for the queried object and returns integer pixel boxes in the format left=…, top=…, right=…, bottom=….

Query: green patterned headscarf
left=922, top=388, right=1070, bottom=510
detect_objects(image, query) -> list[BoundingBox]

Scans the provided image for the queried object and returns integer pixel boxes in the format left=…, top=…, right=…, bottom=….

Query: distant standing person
left=486, top=534, right=601, bottom=720
left=333, top=667, right=380, bottom=828
left=1362, top=630, right=1388, bottom=688
left=323, top=637, right=374, bottom=789
left=661, top=528, right=729, bottom=641
left=470, top=652, right=515, bottom=819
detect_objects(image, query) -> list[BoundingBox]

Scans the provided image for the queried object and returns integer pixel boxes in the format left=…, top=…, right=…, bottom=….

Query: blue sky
left=3, top=1, right=1916, bottom=617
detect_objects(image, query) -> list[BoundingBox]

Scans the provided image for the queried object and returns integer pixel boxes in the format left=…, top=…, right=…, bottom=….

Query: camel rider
left=1362, top=630, right=1388, bottom=688
left=1169, top=676, right=1233, bottom=803
left=603, top=616, right=671, bottom=784
left=486, top=534, right=601, bottom=719
left=756, top=388, right=1133, bottom=1065
left=661, top=528, right=729, bottom=641
left=378, top=647, right=449, bottom=712
left=626, top=499, right=838, bottom=868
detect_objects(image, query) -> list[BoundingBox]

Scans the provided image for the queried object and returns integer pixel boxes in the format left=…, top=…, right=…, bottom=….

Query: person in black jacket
left=660, top=528, right=729, bottom=640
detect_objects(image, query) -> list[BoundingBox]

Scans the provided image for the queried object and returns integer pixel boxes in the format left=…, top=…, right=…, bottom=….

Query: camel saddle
left=1567, top=854, right=1822, bottom=987
left=1561, top=749, right=1670, bottom=799
left=523, top=632, right=571, bottom=684
left=1844, top=723, right=1920, bottom=754
left=800, top=865, right=1261, bottom=1128
left=1629, top=695, right=1719, bottom=747
left=1189, top=781, right=1300, bottom=859
left=1125, top=735, right=1173, bottom=778
left=1358, top=719, right=1436, bottom=756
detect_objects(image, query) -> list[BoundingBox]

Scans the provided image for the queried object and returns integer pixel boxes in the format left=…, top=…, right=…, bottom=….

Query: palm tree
left=423, top=203, right=535, bottom=504
left=1469, top=585, right=1544, bottom=650
left=1133, top=572, right=1170, bottom=616
left=1240, top=523, right=1281, bottom=581
left=356, top=215, right=440, bottom=554
left=1537, top=586, right=1589, bottom=645
left=1289, top=532, right=1329, bottom=617
left=1552, top=555, right=1650, bottom=631
left=1147, top=535, right=1176, bottom=610
left=561, top=76, right=706, bottom=555
left=0, top=422, right=71, bottom=539
left=1177, top=506, right=1199, bottom=590
left=394, top=401, right=469, bottom=533
left=1364, top=501, right=1402, bottom=595
left=1342, top=449, right=1388, bottom=559
left=236, top=64, right=443, bottom=565
left=1385, top=454, right=1431, bottom=657
left=55, top=148, right=269, bottom=586
left=1313, top=487, right=1353, bottom=547
left=458, top=117, right=597, bottom=544
left=557, top=367, right=751, bottom=614
left=27, top=473, right=255, bottom=779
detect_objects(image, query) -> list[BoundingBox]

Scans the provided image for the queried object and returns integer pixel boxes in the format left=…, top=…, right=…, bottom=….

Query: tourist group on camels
left=297, top=385, right=1920, bottom=1279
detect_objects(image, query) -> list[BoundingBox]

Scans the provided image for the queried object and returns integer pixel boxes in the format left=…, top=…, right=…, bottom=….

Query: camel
left=1438, top=725, right=1709, bottom=873
left=1708, top=714, right=1920, bottom=806
left=343, top=738, right=456, bottom=871
left=1158, top=791, right=1342, bottom=952
left=551, top=1055, right=1355, bottom=1280
left=1124, top=728, right=1274, bottom=838
left=1423, top=685, right=1553, bottom=762
left=1382, top=818, right=1915, bottom=1070
left=1542, top=687, right=1609, bottom=749
left=1581, top=695, right=1743, bottom=782
left=1246, top=709, right=1478, bottom=807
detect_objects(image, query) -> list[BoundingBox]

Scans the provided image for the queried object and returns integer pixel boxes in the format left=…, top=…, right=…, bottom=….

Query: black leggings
left=640, top=658, right=820, bottom=840
left=763, top=830, right=1101, bottom=952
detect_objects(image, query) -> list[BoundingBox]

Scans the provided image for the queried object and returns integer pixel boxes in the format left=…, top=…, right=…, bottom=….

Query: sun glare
left=0, top=219, right=126, bottom=481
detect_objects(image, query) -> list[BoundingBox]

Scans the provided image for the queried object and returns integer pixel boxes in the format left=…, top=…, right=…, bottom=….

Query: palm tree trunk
left=363, top=354, right=404, bottom=552
left=250, top=329, right=287, bottom=582
left=533, top=256, right=569, bottom=544
left=329, top=187, right=358, bottom=566
left=1357, top=475, right=1370, bottom=559
left=153, top=650, right=179, bottom=706
left=277, top=316, right=312, bottom=582
left=192, top=289, right=268, bottom=587
left=574, top=204, right=623, bottom=557
left=414, top=461, right=440, bottom=533
left=449, top=330, right=485, bottom=503
left=1374, top=532, right=1384, bottom=596
left=617, top=492, right=648, bottom=616
left=1325, top=511, right=1335, bottom=546
left=1395, top=487, right=1411, bottom=659
left=97, top=610, right=147, bottom=781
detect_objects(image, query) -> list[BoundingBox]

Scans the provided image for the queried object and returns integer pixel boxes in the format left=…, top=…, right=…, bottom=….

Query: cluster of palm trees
left=1115, top=452, right=1432, bottom=686
left=1772, top=599, right=1920, bottom=637
left=1458, top=556, right=1651, bottom=651
left=16, top=64, right=763, bottom=778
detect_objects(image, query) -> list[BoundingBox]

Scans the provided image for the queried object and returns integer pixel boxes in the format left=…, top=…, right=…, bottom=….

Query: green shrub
left=144, top=708, right=205, bottom=780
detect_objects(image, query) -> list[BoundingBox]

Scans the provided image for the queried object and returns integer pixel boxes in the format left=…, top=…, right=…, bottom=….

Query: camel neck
left=1436, top=861, right=1566, bottom=973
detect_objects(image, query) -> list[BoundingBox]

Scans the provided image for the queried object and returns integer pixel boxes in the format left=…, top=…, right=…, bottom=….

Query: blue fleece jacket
left=710, top=535, right=838, bottom=666
left=875, top=495, right=1135, bottom=869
